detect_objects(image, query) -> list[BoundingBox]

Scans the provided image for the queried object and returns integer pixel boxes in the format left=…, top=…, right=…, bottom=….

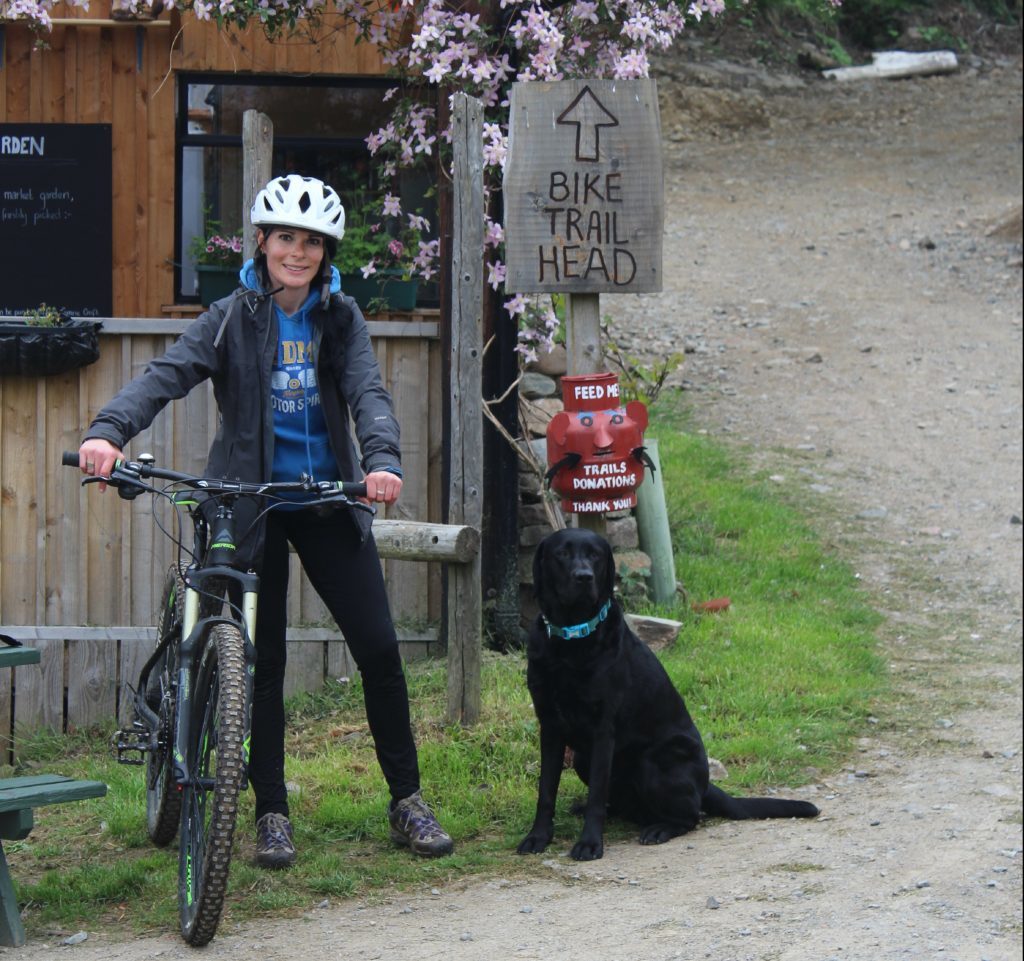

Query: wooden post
left=446, top=93, right=485, bottom=726
left=566, top=292, right=603, bottom=376
left=566, top=291, right=607, bottom=537
left=242, top=111, right=274, bottom=261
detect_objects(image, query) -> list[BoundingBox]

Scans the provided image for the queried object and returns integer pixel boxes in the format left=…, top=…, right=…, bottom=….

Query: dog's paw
left=639, top=823, right=676, bottom=845
left=516, top=833, right=552, bottom=855
left=570, top=837, right=604, bottom=861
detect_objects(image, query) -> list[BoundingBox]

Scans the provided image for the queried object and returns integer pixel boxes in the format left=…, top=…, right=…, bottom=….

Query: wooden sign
left=0, top=123, right=113, bottom=317
left=503, top=79, right=663, bottom=294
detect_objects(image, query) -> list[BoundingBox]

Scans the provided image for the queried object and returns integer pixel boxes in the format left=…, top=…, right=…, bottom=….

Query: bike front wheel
left=178, top=623, right=247, bottom=946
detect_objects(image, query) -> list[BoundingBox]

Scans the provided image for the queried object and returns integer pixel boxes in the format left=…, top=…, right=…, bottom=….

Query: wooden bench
left=0, top=645, right=108, bottom=947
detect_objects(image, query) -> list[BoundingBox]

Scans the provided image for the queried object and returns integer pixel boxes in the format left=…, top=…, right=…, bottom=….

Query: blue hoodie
left=240, top=259, right=343, bottom=489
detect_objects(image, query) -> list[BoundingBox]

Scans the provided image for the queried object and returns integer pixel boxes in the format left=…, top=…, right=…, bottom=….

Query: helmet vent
left=298, top=192, right=312, bottom=213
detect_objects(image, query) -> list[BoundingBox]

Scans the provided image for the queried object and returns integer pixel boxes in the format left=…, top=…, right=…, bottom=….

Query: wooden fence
left=0, top=313, right=443, bottom=742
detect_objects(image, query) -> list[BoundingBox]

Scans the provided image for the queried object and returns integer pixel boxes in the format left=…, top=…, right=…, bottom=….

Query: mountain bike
left=62, top=451, right=368, bottom=946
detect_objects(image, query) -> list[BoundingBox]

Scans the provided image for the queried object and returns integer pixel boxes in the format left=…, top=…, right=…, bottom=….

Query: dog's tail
left=702, top=784, right=819, bottom=820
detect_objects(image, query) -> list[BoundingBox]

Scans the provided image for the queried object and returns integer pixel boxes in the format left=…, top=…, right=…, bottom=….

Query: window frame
left=174, top=72, right=403, bottom=304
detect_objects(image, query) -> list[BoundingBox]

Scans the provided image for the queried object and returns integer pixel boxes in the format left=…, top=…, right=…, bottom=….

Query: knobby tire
left=146, top=566, right=185, bottom=846
left=178, top=624, right=247, bottom=947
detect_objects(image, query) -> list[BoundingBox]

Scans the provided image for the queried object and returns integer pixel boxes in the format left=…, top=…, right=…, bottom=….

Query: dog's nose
left=573, top=568, right=594, bottom=583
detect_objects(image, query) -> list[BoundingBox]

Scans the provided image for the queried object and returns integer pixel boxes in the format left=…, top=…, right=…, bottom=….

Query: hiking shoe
left=255, top=812, right=295, bottom=868
left=388, top=791, right=454, bottom=858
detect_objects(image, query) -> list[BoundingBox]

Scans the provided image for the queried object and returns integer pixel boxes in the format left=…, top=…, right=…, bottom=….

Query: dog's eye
left=580, top=415, right=593, bottom=427
left=610, top=414, right=624, bottom=424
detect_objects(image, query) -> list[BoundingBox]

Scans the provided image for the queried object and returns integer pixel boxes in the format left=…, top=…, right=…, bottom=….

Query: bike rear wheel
left=146, top=566, right=186, bottom=846
left=178, top=623, right=247, bottom=946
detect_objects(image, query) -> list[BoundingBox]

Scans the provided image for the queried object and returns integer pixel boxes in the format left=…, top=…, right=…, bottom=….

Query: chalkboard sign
left=0, top=123, right=112, bottom=317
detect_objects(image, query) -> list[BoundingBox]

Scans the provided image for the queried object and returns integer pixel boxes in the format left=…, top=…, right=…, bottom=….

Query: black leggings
left=248, top=508, right=420, bottom=821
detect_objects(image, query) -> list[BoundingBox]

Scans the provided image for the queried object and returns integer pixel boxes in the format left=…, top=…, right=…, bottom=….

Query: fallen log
left=824, top=50, right=958, bottom=82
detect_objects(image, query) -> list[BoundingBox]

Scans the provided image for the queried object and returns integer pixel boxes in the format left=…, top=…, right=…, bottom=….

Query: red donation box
left=546, top=372, right=650, bottom=514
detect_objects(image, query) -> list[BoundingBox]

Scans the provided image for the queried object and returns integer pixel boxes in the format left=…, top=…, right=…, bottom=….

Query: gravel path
left=9, top=48, right=1022, bottom=961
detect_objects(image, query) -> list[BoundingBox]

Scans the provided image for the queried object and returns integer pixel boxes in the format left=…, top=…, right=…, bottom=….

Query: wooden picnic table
left=0, top=643, right=107, bottom=947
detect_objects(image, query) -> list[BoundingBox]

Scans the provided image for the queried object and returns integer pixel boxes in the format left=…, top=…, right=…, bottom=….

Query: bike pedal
left=112, top=728, right=148, bottom=765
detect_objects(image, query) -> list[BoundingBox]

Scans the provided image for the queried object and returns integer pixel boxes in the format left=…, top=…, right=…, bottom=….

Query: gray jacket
left=85, top=288, right=400, bottom=566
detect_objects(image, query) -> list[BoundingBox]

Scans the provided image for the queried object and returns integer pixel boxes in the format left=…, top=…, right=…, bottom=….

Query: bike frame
left=74, top=452, right=369, bottom=779
left=125, top=496, right=258, bottom=791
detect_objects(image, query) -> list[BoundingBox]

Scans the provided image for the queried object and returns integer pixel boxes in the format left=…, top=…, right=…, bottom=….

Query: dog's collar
left=543, top=599, right=612, bottom=640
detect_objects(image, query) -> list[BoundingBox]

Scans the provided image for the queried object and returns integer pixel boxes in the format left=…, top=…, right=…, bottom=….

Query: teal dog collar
left=544, top=599, right=612, bottom=640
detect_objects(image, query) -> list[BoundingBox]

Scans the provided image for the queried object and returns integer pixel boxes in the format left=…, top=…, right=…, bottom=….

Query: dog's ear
left=601, top=535, right=616, bottom=599
left=532, top=536, right=548, bottom=605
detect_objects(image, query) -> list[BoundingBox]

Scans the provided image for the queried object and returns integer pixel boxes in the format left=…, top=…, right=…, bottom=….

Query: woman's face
left=258, top=227, right=326, bottom=294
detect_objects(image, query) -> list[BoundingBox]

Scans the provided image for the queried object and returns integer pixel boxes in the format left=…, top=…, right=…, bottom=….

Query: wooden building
left=0, top=5, right=454, bottom=739
left=0, top=2, right=412, bottom=315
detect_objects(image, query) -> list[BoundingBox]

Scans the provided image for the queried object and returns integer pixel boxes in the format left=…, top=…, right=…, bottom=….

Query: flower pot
left=0, top=319, right=103, bottom=377
left=110, top=1, right=159, bottom=20
left=340, top=271, right=419, bottom=312
left=196, top=265, right=241, bottom=306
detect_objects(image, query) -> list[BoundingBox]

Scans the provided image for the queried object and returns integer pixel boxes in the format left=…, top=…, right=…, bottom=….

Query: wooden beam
left=0, top=625, right=436, bottom=644
left=373, top=520, right=479, bottom=563
left=87, top=317, right=440, bottom=338
left=47, top=19, right=172, bottom=27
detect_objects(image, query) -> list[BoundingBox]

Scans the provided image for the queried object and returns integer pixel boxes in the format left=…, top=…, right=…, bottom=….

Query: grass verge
left=9, top=391, right=886, bottom=939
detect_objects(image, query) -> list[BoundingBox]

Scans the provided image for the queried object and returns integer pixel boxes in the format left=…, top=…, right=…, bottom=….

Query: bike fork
left=169, top=583, right=258, bottom=791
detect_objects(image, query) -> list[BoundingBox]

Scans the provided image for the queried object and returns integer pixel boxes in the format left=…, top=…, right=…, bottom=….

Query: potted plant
left=333, top=196, right=434, bottom=313
left=0, top=304, right=103, bottom=377
left=189, top=224, right=243, bottom=306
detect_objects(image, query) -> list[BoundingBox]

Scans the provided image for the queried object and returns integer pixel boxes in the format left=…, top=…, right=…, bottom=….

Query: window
left=175, top=73, right=436, bottom=305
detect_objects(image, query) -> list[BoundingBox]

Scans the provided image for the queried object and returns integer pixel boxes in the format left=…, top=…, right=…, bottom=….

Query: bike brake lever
left=314, top=493, right=376, bottom=516
left=81, top=471, right=149, bottom=499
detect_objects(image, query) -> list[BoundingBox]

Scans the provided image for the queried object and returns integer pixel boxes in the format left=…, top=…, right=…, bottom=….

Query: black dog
left=517, top=527, right=819, bottom=862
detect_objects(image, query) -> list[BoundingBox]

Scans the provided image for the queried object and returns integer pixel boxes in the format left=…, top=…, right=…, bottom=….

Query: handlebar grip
left=61, top=450, right=81, bottom=468
left=341, top=481, right=368, bottom=499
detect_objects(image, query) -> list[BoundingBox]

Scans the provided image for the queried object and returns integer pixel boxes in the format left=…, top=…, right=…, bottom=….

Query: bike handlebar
left=62, top=451, right=369, bottom=501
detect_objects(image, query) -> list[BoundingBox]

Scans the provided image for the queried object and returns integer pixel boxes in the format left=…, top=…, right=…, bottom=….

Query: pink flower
left=484, top=219, right=505, bottom=248
left=487, top=260, right=506, bottom=291
left=504, top=294, right=528, bottom=317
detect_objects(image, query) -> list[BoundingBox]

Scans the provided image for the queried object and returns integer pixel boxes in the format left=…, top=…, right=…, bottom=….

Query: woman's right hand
left=79, top=439, right=124, bottom=492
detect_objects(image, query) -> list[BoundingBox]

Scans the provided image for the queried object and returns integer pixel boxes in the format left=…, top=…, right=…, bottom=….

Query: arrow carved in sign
left=556, top=86, right=619, bottom=162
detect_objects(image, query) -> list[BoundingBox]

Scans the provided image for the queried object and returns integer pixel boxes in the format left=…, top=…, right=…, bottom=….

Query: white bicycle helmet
left=250, top=175, right=346, bottom=240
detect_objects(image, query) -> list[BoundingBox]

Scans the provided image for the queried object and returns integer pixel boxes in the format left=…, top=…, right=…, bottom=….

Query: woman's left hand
left=364, top=471, right=402, bottom=507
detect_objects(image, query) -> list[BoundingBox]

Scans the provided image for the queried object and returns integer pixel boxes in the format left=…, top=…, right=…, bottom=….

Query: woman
left=79, top=174, right=452, bottom=867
